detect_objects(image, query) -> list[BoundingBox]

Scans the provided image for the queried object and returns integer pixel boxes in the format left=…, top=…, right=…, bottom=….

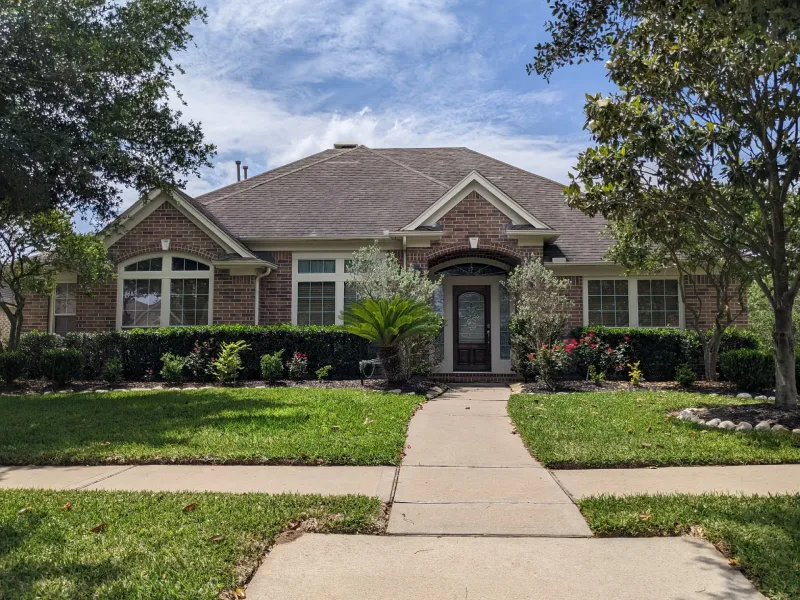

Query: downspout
left=403, top=236, right=407, bottom=269
left=254, top=268, right=272, bottom=326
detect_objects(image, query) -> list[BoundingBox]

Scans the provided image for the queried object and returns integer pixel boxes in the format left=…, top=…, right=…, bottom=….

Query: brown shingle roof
left=194, top=146, right=611, bottom=262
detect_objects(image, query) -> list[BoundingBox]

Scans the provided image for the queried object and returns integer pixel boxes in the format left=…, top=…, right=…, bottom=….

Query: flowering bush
left=570, top=330, right=630, bottom=380
left=526, top=343, right=572, bottom=390
left=286, top=351, right=309, bottom=380
left=185, top=339, right=217, bottom=381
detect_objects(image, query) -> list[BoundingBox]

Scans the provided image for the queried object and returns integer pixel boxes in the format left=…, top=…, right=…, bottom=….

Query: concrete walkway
left=0, top=465, right=396, bottom=501
left=388, top=386, right=591, bottom=536
left=554, top=463, right=800, bottom=499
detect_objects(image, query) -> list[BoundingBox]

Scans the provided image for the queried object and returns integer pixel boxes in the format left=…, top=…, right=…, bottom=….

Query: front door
left=454, top=285, right=491, bottom=371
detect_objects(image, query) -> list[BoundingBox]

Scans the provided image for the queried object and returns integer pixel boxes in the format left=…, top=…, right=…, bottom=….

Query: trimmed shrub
left=18, top=331, right=63, bottom=378
left=160, top=353, right=187, bottom=383
left=41, top=348, right=83, bottom=386
left=0, top=351, right=26, bottom=384
left=260, top=350, right=284, bottom=382
left=675, top=363, right=697, bottom=388
left=209, top=341, right=249, bottom=383
left=101, top=358, right=125, bottom=385
left=719, top=349, right=775, bottom=392
left=570, top=326, right=760, bottom=381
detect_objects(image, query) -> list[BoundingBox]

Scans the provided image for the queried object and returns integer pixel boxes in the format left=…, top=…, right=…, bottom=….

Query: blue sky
left=119, top=0, right=613, bottom=209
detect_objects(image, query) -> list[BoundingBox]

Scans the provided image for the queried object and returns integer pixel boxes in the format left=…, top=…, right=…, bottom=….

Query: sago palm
left=343, top=297, right=443, bottom=385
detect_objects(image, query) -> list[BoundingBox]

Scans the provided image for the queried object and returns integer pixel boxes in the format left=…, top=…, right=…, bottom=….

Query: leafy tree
left=606, top=220, right=749, bottom=380
left=531, top=0, right=800, bottom=406
left=505, top=259, right=573, bottom=375
left=343, top=298, right=443, bottom=385
left=0, top=0, right=214, bottom=220
left=347, top=243, right=444, bottom=377
left=0, top=210, right=113, bottom=350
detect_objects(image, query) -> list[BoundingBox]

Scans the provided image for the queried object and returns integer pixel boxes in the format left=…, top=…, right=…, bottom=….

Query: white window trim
left=116, top=252, right=214, bottom=330
left=582, top=276, right=685, bottom=329
left=291, top=252, right=357, bottom=325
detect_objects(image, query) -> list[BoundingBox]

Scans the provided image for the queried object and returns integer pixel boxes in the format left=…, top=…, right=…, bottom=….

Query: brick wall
left=215, top=273, right=257, bottom=325
left=259, top=251, right=292, bottom=325
left=683, top=275, right=748, bottom=330
left=562, top=276, right=583, bottom=330
left=0, top=309, right=10, bottom=342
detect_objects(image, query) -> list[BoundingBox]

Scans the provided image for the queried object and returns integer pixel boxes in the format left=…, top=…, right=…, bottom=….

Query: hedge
left=17, top=325, right=372, bottom=381
left=718, top=348, right=800, bottom=393
left=570, top=326, right=760, bottom=381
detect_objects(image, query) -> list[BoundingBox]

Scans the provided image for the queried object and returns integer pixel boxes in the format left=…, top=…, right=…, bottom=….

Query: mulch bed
left=0, top=377, right=445, bottom=396
left=695, top=404, right=800, bottom=429
left=519, top=379, right=737, bottom=395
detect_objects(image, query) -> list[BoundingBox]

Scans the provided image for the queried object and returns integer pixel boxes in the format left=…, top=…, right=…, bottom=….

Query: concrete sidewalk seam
left=70, top=465, right=138, bottom=491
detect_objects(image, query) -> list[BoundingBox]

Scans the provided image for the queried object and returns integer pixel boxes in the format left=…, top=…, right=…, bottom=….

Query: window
left=297, top=282, right=336, bottom=325
left=638, top=279, right=680, bottom=327
left=499, top=284, right=511, bottom=359
left=298, top=259, right=335, bottom=274
left=587, top=280, right=630, bottom=326
left=54, top=283, right=77, bottom=334
left=119, top=254, right=212, bottom=329
left=343, top=281, right=359, bottom=312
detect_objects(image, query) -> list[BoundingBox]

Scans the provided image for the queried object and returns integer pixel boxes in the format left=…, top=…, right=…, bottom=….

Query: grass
left=579, top=493, right=800, bottom=600
left=508, top=391, right=800, bottom=468
left=0, top=488, right=381, bottom=600
left=0, top=387, right=419, bottom=465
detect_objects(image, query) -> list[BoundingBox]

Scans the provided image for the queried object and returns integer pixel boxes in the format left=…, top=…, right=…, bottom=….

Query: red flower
left=211, top=357, right=216, bottom=361
left=624, top=336, right=630, bottom=341
left=590, top=344, right=596, bottom=349
left=527, top=353, right=535, bottom=360
left=541, top=343, right=547, bottom=349
left=607, top=348, right=613, bottom=354
left=193, top=347, right=198, bottom=352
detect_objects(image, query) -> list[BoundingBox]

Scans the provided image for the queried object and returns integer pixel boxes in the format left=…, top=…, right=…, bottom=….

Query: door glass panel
left=458, top=292, right=485, bottom=344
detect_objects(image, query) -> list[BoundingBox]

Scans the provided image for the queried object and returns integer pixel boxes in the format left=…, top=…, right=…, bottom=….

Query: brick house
left=22, top=145, right=745, bottom=377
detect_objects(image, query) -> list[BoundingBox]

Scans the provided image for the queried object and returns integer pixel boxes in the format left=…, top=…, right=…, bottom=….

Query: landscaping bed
left=579, top=493, right=800, bottom=600
left=0, top=488, right=382, bottom=600
left=680, top=403, right=800, bottom=430
left=0, top=387, right=420, bottom=466
left=517, top=379, right=736, bottom=395
left=507, top=391, right=800, bottom=468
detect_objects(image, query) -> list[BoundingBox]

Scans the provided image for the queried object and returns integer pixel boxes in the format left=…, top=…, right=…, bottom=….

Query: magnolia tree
left=0, top=210, right=113, bottom=350
left=346, top=244, right=445, bottom=379
left=505, top=258, right=573, bottom=379
left=531, top=0, right=800, bottom=407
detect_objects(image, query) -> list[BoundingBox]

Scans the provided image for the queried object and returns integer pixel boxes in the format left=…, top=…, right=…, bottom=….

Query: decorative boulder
left=754, top=395, right=768, bottom=401
left=755, top=421, right=772, bottom=431
left=772, top=424, right=788, bottom=433
left=735, top=422, right=753, bottom=431
left=768, top=396, right=776, bottom=401
left=718, top=421, right=736, bottom=430
left=388, top=389, right=402, bottom=394
left=678, top=409, right=696, bottom=421
left=792, top=429, right=800, bottom=436
left=705, top=418, right=721, bottom=427
left=736, top=392, right=753, bottom=399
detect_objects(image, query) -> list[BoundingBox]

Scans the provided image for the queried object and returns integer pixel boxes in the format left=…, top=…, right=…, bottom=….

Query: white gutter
left=254, top=268, right=272, bottom=325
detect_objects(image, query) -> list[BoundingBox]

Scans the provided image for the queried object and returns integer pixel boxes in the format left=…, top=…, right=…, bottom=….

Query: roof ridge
left=199, top=148, right=355, bottom=206
left=363, top=147, right=450, bottom=189
left=459, top=147, right=569, bottom=189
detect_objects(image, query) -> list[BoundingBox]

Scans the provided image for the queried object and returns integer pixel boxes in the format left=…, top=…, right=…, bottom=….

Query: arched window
left=117, top=254, right=213, bottom=329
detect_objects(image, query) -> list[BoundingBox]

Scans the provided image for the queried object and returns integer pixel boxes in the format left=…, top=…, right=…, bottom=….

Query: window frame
left=116, top=252, right=214, bottom=330
left=582, top=276, right=684, bottom=329
left=291, top=253, right=356, bottom=325
left=49, top=277, right=78, bottom=334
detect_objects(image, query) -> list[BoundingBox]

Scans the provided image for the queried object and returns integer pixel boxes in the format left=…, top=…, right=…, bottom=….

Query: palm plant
left=343, top=297, right=443, bottom=385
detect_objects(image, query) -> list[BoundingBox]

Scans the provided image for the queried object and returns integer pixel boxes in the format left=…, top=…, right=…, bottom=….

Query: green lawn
left=508, top=391, right=800, bottom=468
left=579, top=493, right=800, bottom=600
left=0, top=488, right=381, bottom=600
left=0, top=388, right=419, bottom=465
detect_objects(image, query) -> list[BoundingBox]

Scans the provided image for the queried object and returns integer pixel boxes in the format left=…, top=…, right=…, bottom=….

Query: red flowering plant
left=286, top=351, right=309, bottom=380
left=570, top=330, right=631, bottom=381
left=526, top=342, right=573, bottom=391
left=185, top=338, right=217, bottom=381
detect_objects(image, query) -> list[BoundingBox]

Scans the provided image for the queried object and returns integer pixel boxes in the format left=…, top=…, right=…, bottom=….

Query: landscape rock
left=768, top=396, right=776, bottom=401
left=717, top=420, right=736, bottom=430
left=754, top=395, right=768, bottom=401
left=735, top=422, right=753, bottom=431
left=430, top=386, right=443, bottom=394
left=755, top=421, right=773, bottom=431
left=793, top=429, right=800, bottom=436
left=736, top=392, right=752, bottom=399
left=771, top=424, right=788, bottom=433
left=705, top=418, right=721, bottom=427
left=425, top=392, right=435, bottom=400
left=678, top=409, right=696, bottom=421
left=388, top=389, right=402, bottom=394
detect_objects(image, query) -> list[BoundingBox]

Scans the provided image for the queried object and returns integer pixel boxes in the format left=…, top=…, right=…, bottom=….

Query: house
left=21, top=145, right=745, bottom=379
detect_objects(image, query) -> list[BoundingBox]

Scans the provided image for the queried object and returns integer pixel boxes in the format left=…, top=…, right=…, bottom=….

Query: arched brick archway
left=426, top=247, right=524, bottom=271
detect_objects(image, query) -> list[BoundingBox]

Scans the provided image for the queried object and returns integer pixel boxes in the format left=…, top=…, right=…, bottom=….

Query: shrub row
left=14, top=325, right=372, bottom=381
left=569, top=326, right=760, bottom=381
left=718, top=348, right=800, bottom=393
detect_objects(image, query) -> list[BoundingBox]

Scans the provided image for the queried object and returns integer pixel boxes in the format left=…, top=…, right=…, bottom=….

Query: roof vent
left=334, top=142, right=358, bottom=149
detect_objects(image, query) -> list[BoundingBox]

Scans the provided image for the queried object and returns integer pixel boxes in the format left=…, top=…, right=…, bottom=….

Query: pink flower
left=624, top=336, right=630, bottom=341
left=590, top=344, right=596, bottom=349
left=211, top=357, right=216, bottom=361
left=607, top=348, right=614, bottom=354
left=193, top=347, right=199, bottom=352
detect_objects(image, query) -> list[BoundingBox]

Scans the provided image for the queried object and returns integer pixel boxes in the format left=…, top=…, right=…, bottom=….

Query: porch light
left=161, top=239, right=171, bottom=250
left=469, top=237, right=479, bottom=249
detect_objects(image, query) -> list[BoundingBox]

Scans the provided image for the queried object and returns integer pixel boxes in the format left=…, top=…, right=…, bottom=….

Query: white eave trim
left=506, top=229, right=561, bottom=242
left=101, top=188, right=259, bottom=260
left=401, top=170, right=552, bottom=231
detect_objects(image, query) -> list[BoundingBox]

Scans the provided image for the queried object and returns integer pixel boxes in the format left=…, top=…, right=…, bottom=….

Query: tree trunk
left=7, top=311, right=23, bottom=351
left=379, top=345, right=406, bottom=386
left=701, top=329, right=723, bottom=382
left=773, top=303, right=797, bottom=407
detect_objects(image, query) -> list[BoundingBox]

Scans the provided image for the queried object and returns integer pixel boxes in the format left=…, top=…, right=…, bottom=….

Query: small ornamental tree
left=530, top=0, right=800, bottom=407
left=505, top=258, right=573, bottom=373
left=346, top=243, right=444, bottom=378
left=0, top=210, right=113, bottom=350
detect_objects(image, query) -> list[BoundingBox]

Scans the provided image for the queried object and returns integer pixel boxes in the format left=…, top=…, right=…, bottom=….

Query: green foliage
left=259, top=350, right=284, bottom=382
left=627, top=361, right=643, bottom=386
left=159, top=353, right=186, bottom=383
left=16, top=331, right=61, bottom=378
left=185, top=339, right=216, bottom=381
left=0, top=351, right=25, bottom=384
left=674, top=363, right=696, bottom=388
left=719, top=349, right=775, bottom=392
left=19, top=325, right=371, bottom=381
left=101, top=358, right=124, bottom=385
left=571, top=326, right=760, bottom=381
left=343, top=297, right=444, bottom=384
left=41, top=348, right=83, bottom=386
left=0, top=0, right=214, bottom=219
left=526, top=345, right=571, bottom=390
left=746, top=280, right=800, bottom=349
left=587, top=364, right=605, bottom=384
left=315, top=365, right=332, bottom=381
left=285, top=351, right=308, bottom=381
left=209, top=341, right=249, bottom=384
